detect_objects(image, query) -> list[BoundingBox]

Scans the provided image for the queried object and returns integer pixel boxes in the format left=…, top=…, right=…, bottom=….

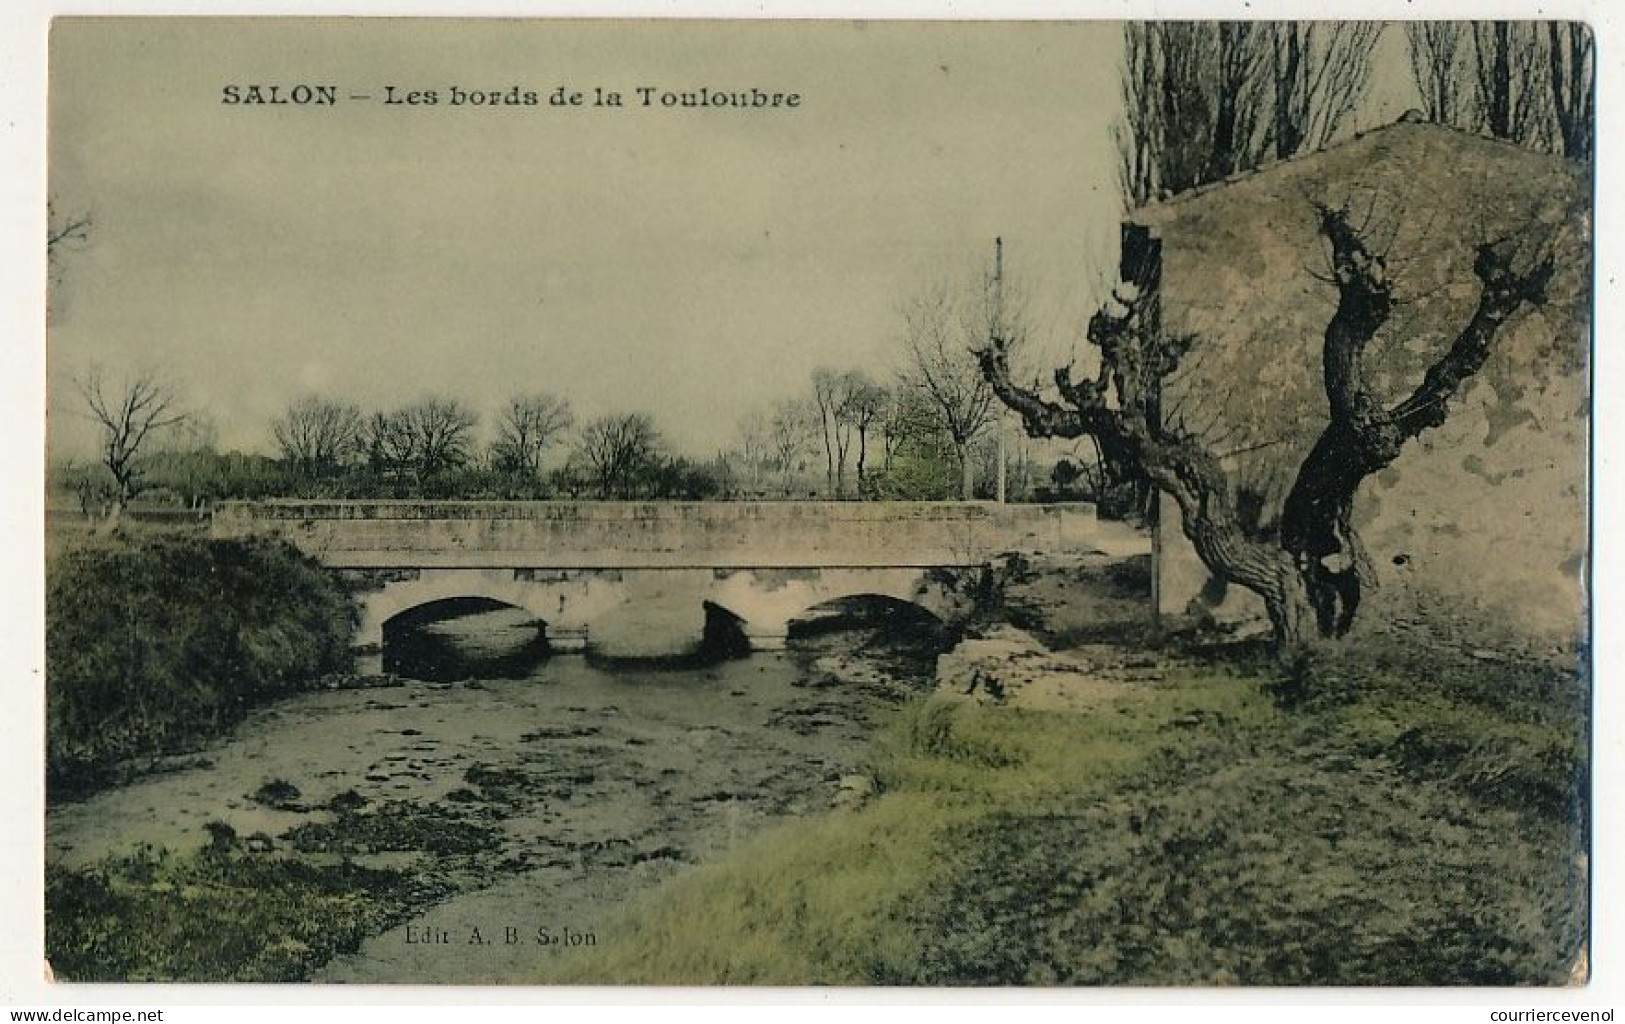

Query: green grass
left=45, top=846, right=426, bottom=982
left=45, top=795, right=503, bottom=982
left=540, top=643, right=1586, bottom=986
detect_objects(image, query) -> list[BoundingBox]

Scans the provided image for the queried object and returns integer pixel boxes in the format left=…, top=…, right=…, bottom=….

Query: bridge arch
left=703, top=566, right=983, bottom=650
left=357, top=569, right=556, bottom=650
left=785, top=592, right=948, bottom=640
left=380, top=595, right=552, bottom=680
left=382, top=594, right=534, bottom=632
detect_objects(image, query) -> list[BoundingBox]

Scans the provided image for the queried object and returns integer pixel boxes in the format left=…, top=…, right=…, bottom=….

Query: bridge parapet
left=211, top=500, right=1116, bottom=570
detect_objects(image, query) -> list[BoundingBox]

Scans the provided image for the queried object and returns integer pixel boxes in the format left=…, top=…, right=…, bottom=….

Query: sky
left=47, top=19, right=1419, bottom=459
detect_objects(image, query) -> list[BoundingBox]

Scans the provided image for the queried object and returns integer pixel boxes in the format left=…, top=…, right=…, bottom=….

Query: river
left=46, top=604, right=940, bottom=983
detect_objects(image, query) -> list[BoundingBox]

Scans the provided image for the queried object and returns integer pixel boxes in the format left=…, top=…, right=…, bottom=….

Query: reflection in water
left=383, top=600, right=551, bottom=681
left=385, top=595, right=951, bottom=683
left=789, top=595, right=949, bottom=655
left=384, top=600, right=763, bottom=680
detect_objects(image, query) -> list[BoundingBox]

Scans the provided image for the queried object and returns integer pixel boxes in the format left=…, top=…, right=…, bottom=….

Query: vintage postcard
left=41, top=18, right=1590, bottom=986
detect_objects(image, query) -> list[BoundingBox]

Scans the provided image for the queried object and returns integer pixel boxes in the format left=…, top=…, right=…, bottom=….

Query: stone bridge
left=210, top=500, right=1118, bottom=662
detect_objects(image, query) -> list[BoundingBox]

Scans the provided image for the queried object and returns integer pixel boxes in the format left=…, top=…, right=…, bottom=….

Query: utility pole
left=994, top=237, right=1007, bottom=504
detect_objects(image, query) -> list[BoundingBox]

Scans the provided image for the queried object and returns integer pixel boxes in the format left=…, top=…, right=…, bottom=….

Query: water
left=46, top=606, right=935, bottom=983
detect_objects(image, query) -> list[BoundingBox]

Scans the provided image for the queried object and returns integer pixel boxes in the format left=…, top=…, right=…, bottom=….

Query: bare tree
left=843, top=376, right=890, bottom=496
left=1114, top=22, right=1377, bottom=208
left=48, top=201, right=92, bottom=321
left=47, top=202, right=91, bottom=265
left=1545, top=22, right=1594, bottom=161
left=878, top=386, right=933, bottom=473
left=1115, top=24, right=1272, bottom=207
left=1269, top=23, right=1384, bottom=161
left=271, top=396, right=363, bottom=477
left=75, top=367, right=187, bottom=522
left=1206, top=22, right=1273, bottom=182
left=398, top=398, right=478, bottom=480
left=575, top=412, right=661, bottom=498
left=900, top=256, right=1013, bottom=500
left=1117, top=24, right=1216, bottom=206
left=363, top=410, right=413, bottom=474
left=733, top=409, right=775, bottom=492
left=491, top=393, right=573, bottom=478
left=1404, top=21, right=1592, bottom=161
left=811, top=368, right=863, bottom=498
left=1470, top=22, right=1551, bottom=149
left=767, top=399, right=815, bottom=493
left=1405, top=23, right=1473, bottom=127
left=363, top=399, right=477, bottom=481
left=978, top=207, right=1555, bottom=662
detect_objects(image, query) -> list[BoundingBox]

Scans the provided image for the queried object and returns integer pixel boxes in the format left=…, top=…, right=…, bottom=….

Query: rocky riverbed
left=46, top=607, right=947, bottom=982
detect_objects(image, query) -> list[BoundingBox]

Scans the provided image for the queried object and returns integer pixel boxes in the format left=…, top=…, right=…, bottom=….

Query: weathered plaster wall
left=1136, top=122, right=1589, bottom=653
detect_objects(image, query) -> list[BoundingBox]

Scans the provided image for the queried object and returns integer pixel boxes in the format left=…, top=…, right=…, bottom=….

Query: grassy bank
left=46, top=535, right=356, bottom=795
left=46, top=843, right=423, bottom=983
left=541, top=640, right=1586, bottom=986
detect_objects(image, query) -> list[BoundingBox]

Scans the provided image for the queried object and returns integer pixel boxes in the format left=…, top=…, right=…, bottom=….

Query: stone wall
left=1133, top=122, right=1590, bottom=654
left=212, top=500, right=1130, bottom=570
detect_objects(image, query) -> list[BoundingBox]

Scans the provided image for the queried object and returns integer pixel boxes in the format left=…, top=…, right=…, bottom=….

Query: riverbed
left=46, top=606, right=937, bottom=983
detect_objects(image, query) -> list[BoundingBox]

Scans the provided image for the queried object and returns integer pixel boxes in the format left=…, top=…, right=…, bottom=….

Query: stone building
left=1131, top=120, right=1590, bottom=655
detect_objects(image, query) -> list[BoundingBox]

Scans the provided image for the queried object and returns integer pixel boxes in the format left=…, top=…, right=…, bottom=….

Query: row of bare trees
left=1116, top=23, right=1384, bottom=207
left=726, top=252, right=1019, bottom=502
left=1117, top=21, right=1592, bottom=210
left=271, top=396, right=712, bottom=499
left=1405, top=22, right=1593, bottom=160
left=61, top=377, right=705, bottom=516
left=271, top=393, right=576, bottom=484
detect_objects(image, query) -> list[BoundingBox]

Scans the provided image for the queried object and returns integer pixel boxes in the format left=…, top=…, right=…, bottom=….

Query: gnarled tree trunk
left=979, top=208, right=1553, bottom=665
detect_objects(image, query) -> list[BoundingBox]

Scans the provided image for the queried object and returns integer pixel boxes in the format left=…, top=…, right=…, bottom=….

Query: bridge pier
left=545, top=626, right=589, bottom=653
left=738, top=618, right=791, bottom=652
left=353, top=644, right=383, bottom=677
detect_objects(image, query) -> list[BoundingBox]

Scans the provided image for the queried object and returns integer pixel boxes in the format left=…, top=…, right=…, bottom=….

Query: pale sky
left=47, top=19, right=1418, bottom=458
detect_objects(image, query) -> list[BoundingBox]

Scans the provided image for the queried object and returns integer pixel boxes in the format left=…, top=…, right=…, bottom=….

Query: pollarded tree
left=978, top=207, right=1555, bottom=662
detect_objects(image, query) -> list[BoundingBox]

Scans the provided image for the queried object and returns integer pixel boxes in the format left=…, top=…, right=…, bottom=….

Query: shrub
left=46, top=536, right=356, bottom=795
